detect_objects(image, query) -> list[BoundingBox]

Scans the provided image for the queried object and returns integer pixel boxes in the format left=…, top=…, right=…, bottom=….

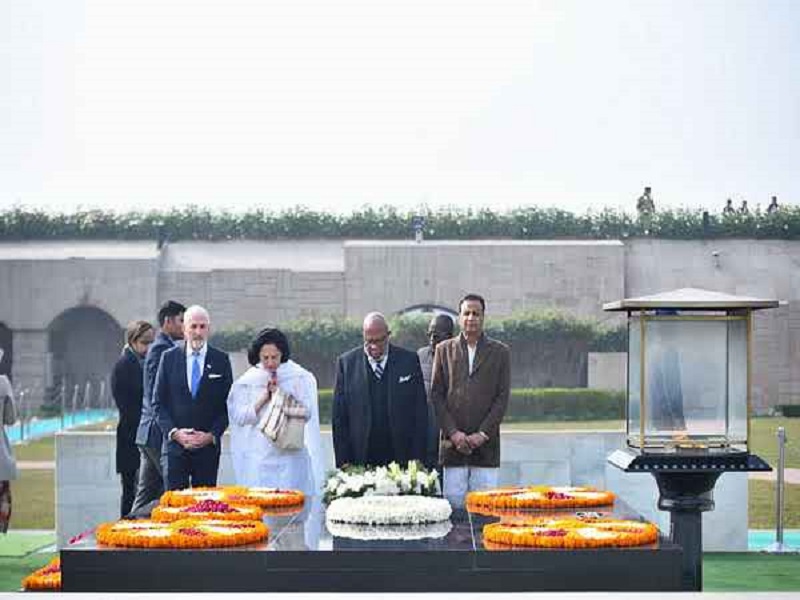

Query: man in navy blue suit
left=129, top=300, right=185, bottom=516
left=332, top=312, right=428, bottom=468
left=154, top=305, right=232, bottom=490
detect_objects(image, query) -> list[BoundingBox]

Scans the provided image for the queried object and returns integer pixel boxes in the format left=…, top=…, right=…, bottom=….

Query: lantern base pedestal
left=609, top=448, right=772, bottom=591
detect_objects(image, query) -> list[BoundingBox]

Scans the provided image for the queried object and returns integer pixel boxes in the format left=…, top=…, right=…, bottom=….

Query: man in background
left=129, top=300, right=185, bottom=516
left=417, top=314, right=454, bottom=469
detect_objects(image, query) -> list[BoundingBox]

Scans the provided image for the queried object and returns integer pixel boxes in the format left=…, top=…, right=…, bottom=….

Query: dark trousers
left=119, top=470, right=138, bottom=518
left=163, top=444, right=221, bottom=490
left=425, top=403, right=440, bottom=470
left=128, top=445, right=164, bottom=517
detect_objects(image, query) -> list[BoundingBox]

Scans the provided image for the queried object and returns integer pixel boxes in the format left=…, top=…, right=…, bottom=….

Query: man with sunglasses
left=332, top=312, right=428, bottom=468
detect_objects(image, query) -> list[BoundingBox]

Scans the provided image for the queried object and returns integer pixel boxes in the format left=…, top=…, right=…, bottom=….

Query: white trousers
left=443, top=466, right=499, bottom=509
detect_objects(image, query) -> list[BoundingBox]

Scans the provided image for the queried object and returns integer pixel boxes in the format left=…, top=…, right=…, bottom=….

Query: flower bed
left=22, top=558, right=61, bottom=591
left=95, top=518, right=269, bottom=549
left=151, top=499, right=264, bottom=522
left=467, top=486, right=615, bottom=511
left=160, top=486, right=304, bottom=509
left=483, top=516, right=658, bottom=549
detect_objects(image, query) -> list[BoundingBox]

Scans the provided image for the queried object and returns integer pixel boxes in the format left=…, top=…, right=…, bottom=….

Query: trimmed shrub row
left=2, top=206, right=800, bottom=240
left=316, top=387, right=624, bottom=424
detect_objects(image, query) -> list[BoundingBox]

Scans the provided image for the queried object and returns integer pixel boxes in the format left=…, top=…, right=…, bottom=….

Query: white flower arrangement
left=326, top=518, right=453, bottom=541
left=326, top=495, right=453, bottom=526
left=323, top=461, right=440, bottom=505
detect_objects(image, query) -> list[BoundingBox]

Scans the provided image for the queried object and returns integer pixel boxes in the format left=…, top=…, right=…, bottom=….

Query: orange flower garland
left=483, top=516, right=658, bottom=549
left=151, top=499, right=264, bottom=522
left=224, top=487, right=305, bottom=508
left=22, top=557, right=61, bottom=591
left=467, top=486, right=615, bottom=511
left=159, top=487, right=248, bottom=507
left=96, top=518, right=268, bottom=549
left=159, top=486, right=304, bottom=509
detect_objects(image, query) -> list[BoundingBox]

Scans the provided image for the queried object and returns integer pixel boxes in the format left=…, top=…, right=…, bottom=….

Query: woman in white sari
left=227, top=328, right=324, bottom=496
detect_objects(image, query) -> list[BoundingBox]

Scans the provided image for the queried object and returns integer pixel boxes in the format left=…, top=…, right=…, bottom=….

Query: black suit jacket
left=135, top=331, right=175, bottom=449
left=332, top=344, right=427, bottom=468
left=154, top=343, right=233, bottom=457
left=111, top=347, right=144, bottom=474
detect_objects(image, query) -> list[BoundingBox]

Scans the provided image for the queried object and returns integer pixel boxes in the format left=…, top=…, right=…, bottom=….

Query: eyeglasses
left=363, top=335, right=389, bottom=347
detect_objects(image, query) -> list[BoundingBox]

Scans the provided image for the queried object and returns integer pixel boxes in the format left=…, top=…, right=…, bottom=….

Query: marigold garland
left=151, top=499, right=264, bottom=522
left=224, top=487, right=305, bottom=508
left=483, top=516, right=658, bottom=549
left=96, top=518, right=268, bottom=549
left=159, top=486, right=248, bottom=507
left=22, top=557, right=61, bottom=591
left=466, top=486, right=615, bottom=510
left=159, top=486, right=304, bottom=509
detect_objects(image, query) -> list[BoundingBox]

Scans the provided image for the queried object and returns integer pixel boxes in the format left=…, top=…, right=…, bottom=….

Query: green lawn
left=13, top=436, right=55, bottom=462
left=749, top=479, right=800, bottom=529
left=750, top=417, right=800, bottom=469
left=0, top=553, right=56, bottom=592
left=10, top=470, right=55, bottom=530
left=704, top=553, right=800, bottom=591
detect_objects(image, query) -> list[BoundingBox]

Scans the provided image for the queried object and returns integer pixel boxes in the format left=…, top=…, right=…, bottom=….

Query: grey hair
left=363, top=311, right=388, bottom=331
left=184, top=304, right=211, bottom=324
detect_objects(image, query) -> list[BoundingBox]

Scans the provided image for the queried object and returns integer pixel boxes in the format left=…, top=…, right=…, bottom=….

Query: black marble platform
left=60, top=498, right=683, bottom=592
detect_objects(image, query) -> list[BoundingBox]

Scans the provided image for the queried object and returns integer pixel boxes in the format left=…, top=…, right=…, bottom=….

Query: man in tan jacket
left=430, top=293, right=510, bottom=508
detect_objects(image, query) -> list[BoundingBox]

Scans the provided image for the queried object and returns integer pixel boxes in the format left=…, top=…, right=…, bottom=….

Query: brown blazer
left=430, top=334, right=510, bottom=467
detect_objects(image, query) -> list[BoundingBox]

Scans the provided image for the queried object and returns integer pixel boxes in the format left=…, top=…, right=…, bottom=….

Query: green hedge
left=211, top=311, right=626, bottom=355
left=2, top=206, right=800, bottom=240
left=505, top=388, right=625, bottom=422
left=316, top=387, right=623, bottom=424
left=778, top=404, right=800, bottom=418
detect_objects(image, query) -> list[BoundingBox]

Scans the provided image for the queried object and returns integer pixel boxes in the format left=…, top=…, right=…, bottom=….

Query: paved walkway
left=749, top=468, right=800, bottom=484
left=16, top=461, right=55, bottom=470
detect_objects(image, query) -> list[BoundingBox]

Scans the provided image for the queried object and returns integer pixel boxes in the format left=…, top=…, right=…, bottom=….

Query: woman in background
left=111, top=320, right=155, bottom=518
left=0, top=347, right=16, bottom=533
left=227, top=328, right=324, bottom=496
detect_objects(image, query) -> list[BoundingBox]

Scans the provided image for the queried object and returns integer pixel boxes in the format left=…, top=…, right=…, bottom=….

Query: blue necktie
left=191, top=352, right=202, bottom=398
left=374, top=361, right=384, bottom=380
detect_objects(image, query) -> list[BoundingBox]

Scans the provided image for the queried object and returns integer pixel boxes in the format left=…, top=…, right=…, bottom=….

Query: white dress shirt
left=363, top=346, right=389, bottom=377
left=186, top=343, right=208, bottom=391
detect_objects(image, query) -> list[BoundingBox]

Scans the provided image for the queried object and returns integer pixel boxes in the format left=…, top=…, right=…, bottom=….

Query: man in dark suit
left=154, top=305, right=232, bottom=490
left=332, top=312, right=428, bottom=468
left=129, top=300, right=185, bottom=516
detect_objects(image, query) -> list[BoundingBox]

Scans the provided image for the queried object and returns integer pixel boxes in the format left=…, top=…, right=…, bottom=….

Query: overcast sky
left=1, top=0, right=798, bottom=215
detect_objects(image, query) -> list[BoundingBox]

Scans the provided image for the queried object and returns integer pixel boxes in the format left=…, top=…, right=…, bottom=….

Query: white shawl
left=227, top=360, right=325, bottom=495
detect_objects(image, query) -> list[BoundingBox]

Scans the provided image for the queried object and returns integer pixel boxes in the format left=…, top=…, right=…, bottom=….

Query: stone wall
left=344, top=240, right=626, bottom=321
left=625, top=239, right=800, bottom=410
left=3, top=238, right=800, bottom=410
left=56, top=430, right=746, bottom=551
left=158, top=269, right=345, bottom=329
left=588, top=352, right=627, bottom=391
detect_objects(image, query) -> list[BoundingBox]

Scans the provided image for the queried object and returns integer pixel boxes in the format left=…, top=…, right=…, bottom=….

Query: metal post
left=83, top=380, right=92, bottom=411
left=17, top=389, right=24, bottom=442
left=60, top=381, right=66, bottom=430
left=764, top=426, right=796, bottom=552
left=98, top=379, right=106, bottom=411
left=71, top=384, right=80, bottom=425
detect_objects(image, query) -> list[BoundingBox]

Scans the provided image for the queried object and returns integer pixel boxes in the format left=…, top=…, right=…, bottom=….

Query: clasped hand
left=449, top=430, right=487, bottom=455
left=174, top=428, right=213, bottom=450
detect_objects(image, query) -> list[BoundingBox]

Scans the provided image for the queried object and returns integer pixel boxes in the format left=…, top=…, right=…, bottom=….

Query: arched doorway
left=396, top=303, right=458, bottom=320
left=0, top=322, right=12, bottom=381
left=48, top=306, right=123, bottom=409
